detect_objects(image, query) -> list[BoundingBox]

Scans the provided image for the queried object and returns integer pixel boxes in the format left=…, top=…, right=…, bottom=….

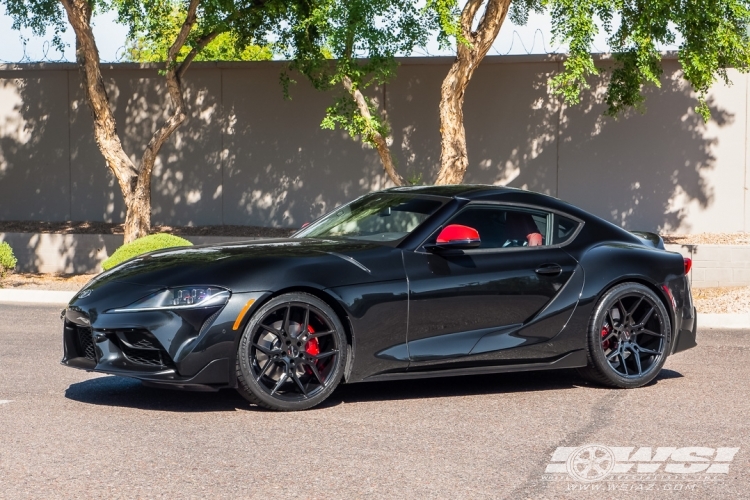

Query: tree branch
left=137, top=0, right=201, bottom=194
left=59, top=0, right=138, bottom=195
left=473, top=0, right=510, bottom=53
left=341, top=76, right=404, bottom=186
left=176, top=0, right=274, bottom=79
left=176, top=30, right=221, bottom=79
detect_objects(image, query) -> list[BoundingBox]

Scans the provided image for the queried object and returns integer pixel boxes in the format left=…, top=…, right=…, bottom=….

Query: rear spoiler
left=629, top=231, right=665, bottom=250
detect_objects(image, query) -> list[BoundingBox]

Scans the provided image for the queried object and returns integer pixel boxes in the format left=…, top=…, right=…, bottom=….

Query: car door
left=403, top=203, right=580, bottom=366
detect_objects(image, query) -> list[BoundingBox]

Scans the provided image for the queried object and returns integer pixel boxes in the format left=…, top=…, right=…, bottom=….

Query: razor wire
left=1, top=28, right=679, bottom=64
left=0, top=37, right=130, bottom=64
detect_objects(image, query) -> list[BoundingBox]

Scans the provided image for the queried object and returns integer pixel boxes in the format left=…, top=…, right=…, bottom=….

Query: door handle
left=535, top=263, right=562, bottom=276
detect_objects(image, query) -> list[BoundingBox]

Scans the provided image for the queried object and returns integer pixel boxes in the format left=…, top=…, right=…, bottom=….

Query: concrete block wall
left=665, top=244, right=750, bottom=288
left=2, top=55, right=750, bottom=235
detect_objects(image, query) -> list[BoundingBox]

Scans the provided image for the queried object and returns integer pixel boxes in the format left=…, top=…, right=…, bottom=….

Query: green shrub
left=102, top=233, right=192, bottom=271
left=0, top=242, right=17, bottom=277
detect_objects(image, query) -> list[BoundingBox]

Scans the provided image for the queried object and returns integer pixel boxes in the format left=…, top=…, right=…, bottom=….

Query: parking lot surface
left=0, top=304, right=747, bottom=499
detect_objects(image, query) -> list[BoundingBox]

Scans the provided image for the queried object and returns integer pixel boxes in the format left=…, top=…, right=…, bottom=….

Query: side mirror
left=426, top=224, right=481, bottom=252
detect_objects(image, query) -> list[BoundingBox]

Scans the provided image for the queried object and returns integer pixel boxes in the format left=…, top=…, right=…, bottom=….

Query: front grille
left=76, top=326, right=96, bottom=360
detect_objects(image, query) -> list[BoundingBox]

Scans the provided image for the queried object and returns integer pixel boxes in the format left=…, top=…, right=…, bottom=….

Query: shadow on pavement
left=320, top=368, right=684, bottom=409
left=65, top=376, right=248, bottom=412
left=64, top=367, right=684, bottom=412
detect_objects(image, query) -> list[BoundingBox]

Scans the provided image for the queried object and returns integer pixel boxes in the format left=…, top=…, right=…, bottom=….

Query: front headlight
left=108, top=286, right=231, bottom=313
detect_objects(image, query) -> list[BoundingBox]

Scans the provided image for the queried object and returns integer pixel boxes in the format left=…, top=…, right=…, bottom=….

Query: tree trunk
left=341, top=77, right=404, bottom=186
left=59, top=0, right=201, bottom=243
left=60, top=0, right=141, bottom=241
left=435, top=0, right=512, bottom=185
left=124, top=187, right=151, bottom=241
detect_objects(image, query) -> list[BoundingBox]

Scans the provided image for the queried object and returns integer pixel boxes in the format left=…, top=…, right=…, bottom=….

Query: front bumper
left=61, top=290, right=269, bottom=391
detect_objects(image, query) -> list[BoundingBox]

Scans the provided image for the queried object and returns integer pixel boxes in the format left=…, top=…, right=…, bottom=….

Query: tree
left=429, top=0, right=750, bottom=185
left=3, top=0, right=282, bottom=243
left=123, top=2, right=273, bottom=62
left=282, top=0, right=434, bottom=186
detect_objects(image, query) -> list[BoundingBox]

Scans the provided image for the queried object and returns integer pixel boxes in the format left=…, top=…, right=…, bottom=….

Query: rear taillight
left=684, top=257, right=692, bottom=275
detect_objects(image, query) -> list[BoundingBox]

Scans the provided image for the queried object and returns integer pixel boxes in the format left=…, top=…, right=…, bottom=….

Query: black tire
left=236, top=292, right=347, bottom=411
left=578, top=282, right=671, bottom=388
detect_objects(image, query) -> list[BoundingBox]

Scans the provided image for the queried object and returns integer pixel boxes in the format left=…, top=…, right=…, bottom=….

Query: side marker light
left=232, top=299, right=256, bottom=331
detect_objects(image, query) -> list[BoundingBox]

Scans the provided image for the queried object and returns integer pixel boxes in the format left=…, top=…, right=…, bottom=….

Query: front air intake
left=75, top=325, right=96, bottom=361
left=111, top=329, right=173, bottom=369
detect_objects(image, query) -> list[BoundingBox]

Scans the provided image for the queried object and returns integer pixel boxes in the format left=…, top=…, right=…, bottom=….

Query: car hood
left=77, top=237, right=401, bottom=297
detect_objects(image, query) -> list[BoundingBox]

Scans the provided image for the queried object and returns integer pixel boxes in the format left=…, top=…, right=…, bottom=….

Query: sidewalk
left=0, top=289, right=75, bottom=305
left=0, top=289, right=746, bottom=329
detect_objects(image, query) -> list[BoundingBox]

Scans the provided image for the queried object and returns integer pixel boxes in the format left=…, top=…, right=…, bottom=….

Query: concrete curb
left=0, top=289, right=75, bottom=305
left=698, top=313, right=750, bottom=329
left=0, top=290, right=748, bottom=329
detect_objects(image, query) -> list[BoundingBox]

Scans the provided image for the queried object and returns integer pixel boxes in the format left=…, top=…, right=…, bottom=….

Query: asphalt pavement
left=0, top=304, right=748, bottom=499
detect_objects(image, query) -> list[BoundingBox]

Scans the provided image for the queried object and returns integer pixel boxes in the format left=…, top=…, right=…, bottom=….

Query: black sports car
left=62, top=185, right=697, bottom=411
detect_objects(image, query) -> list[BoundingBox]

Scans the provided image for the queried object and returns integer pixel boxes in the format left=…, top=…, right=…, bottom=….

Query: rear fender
left=562, top=243, right=685, bottom=350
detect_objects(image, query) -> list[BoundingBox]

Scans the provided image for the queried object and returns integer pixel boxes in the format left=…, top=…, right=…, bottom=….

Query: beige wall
left=0, top=55, right=747, bottom=233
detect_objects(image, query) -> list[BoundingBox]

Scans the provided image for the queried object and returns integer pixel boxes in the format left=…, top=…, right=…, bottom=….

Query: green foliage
left=320, top=92, right=391, bottom=147
left=2, top=0, right=73, bottom=54
left=509, top=0, right=750, bottom=120
left=102, top=233, right=192, bottom=271
left=425, top=0, right=466, bottom=49
left=122, top=2, right=274, bottom=62
left=0, top=242, right=18, bottom=277
left=406, top=172, right=423, bottom=185
left=4, top=0, right=749, bottom=128
left=282, top=0, right=436, bottom=147
left=1, top=0, right=288, bottom=66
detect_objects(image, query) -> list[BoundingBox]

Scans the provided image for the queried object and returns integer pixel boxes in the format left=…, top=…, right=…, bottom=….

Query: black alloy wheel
left=236, top=292, right=347, bottom=411
left=578, top=283, right=671, bottom=388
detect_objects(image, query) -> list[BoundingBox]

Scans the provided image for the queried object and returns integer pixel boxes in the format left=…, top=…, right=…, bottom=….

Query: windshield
left=295, top=193, right=445, bottom=242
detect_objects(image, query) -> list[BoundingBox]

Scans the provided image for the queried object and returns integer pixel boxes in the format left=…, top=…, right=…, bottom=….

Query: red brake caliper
left=305, top=325, right=320, bottom=356
left=601, top=324, right=611, bottom=350
left=303, top=325, right=320, bottom=376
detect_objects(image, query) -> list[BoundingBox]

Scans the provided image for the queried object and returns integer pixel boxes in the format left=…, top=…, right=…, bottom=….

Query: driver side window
left=444, top=206, right=550, bottom=249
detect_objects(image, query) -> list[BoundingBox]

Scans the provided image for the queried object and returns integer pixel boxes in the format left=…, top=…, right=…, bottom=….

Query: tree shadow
left=221, top=64, right=389, bottom=228
left=390, top=56, right=732, bottom=233
left=552, top=58, right=729, bottom=232
left=69, top=66, right=226, bottom=227
left=63, top=367, right=684, bottom=413
left=0, top=231, right=119, bottom=272
left=0, top=71, right=71, bottom=222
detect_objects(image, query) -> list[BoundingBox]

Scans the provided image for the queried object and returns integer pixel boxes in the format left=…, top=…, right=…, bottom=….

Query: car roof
left=384, top=184, right=515, bottom=198
left=384, top=184, right=569, bottom=206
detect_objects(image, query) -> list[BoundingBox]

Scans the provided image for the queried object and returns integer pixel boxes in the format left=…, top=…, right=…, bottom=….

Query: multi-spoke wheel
left=236, top=293, right=347, bottom=411
left=578, top=283, right=671, bottom=388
